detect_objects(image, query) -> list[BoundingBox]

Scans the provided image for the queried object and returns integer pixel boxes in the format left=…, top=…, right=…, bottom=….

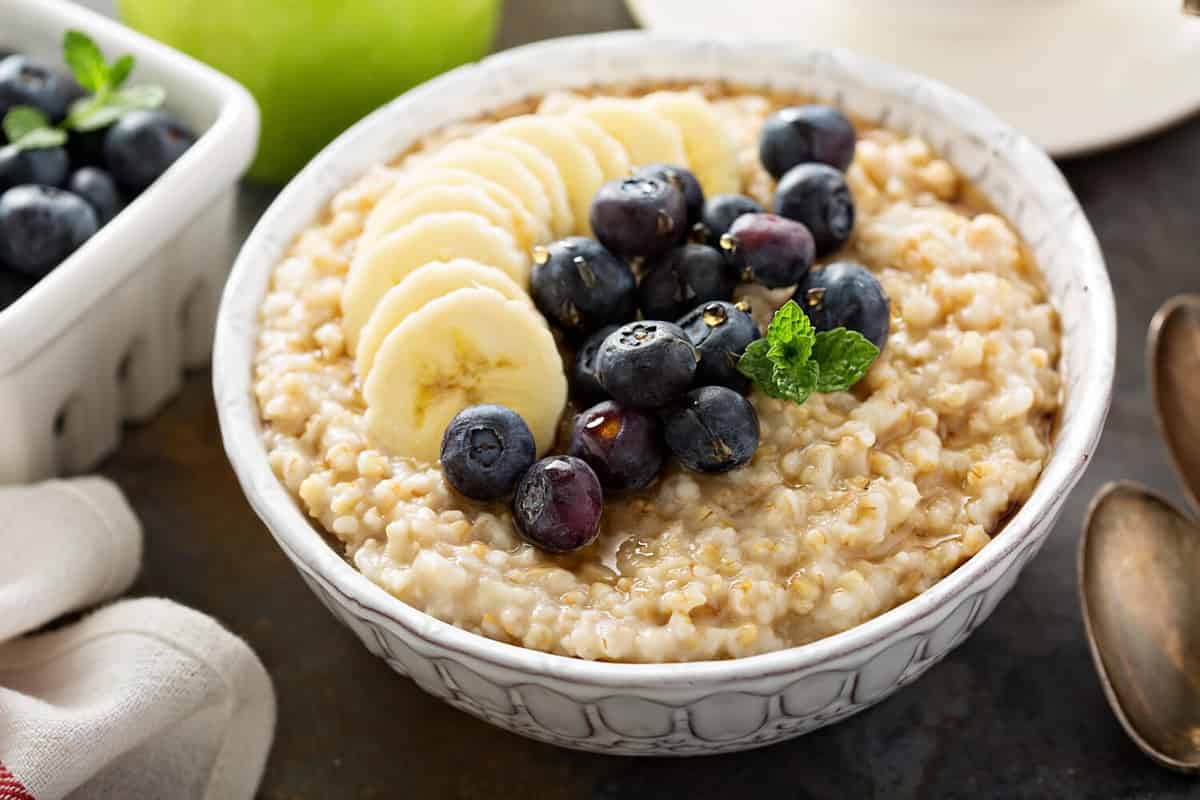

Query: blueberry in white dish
left=637, top=242, right=735, bottom=321
left=439, top=404, right=537, bottom=501
left=0, top=185, right=97, bottom=277
left=796, top=261, right=890, bottom=349
left=589, top=175, right=687, bottom=259
left=720, top=212, right=814, bottom=289
left=662, top=385, right=760, bottom=473
left=759, top=104, right=856, bottom=178
left=568, top=400, right=665, bottom=492
left=0, top=143, right=68, bottom=192
left=571, top=323, right=619, bottom=407
left=67, top=126, right=109, bottom=168
left=512, top=455, right=604, bottom=554
left=774, top=162, right=855, bottom=257
left=530, top=237, right=636, bottom=338
left=67, top=167, right=121, bottom=224
left=104, top=109, right=196, bottom=193
left=698, top=193, right=762, bottom=247
left=0, top=55, right=74, bottom=124
left=597, top=320, right=698, bottom=409
left=634, top=163, right=704, bottom=226
left=678, top=300, right=761, bottom=392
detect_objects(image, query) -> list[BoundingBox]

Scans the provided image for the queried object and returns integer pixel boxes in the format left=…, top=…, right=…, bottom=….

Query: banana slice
left=475, top=134, right=573, bottom=238
left=365, top=167, right=551, bottom=253
left=342, top=212, right=528, bottom=348
left=424, top=140, right=553, bottom=233
left=564, top=116, right=632, bottom=182
left=355, top=259, right=532, bottom=379
left=357, top=184, right=516, bottom=255
left=485, top=116, right=604, bottom=236
left=570, top=98, right=687, bottom=169
left=642, top=91, right=741, bottom=196
left=364, top=287, right=567, bottom=463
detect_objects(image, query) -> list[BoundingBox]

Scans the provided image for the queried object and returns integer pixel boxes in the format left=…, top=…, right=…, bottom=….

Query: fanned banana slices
left=343, top=91, right=741, bottom=464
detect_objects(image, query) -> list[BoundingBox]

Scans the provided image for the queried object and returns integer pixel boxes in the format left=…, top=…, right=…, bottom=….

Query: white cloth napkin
left=0, top=478, right=275, bottom=800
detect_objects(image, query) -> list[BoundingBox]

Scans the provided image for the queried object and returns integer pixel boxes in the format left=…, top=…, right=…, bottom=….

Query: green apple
left=118, top=0, right=502, bottom=183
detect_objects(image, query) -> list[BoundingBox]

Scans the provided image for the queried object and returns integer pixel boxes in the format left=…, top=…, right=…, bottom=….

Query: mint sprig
left=62, top=30, right=164, bottom=132
left=737, top=300, right=880, bottom=404
left=0, top=30, right=166, bottom=149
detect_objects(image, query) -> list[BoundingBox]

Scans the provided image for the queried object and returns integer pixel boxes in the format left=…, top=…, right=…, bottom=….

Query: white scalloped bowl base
left=214, top=35, right=1114, bottom=755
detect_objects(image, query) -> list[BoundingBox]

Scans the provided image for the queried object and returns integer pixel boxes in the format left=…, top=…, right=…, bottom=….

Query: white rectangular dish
left=0, top=0, right=258, bottom=482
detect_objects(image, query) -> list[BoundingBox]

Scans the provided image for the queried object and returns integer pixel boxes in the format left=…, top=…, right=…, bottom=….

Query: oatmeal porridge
left=253, top=85, right=1061, bottom=663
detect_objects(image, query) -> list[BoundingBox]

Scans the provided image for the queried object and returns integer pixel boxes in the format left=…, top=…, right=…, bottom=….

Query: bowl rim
left=215, top=31, right=1114, bottom=688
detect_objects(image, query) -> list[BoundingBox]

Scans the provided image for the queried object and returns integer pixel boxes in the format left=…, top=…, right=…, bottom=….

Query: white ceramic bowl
left=0, top=0, right=258, bottom=482
left=215, top=33, right=1114, bottom=755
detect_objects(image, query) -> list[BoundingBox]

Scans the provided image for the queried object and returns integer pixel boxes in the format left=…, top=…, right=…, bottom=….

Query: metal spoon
left=1150, top=294, right=1200, bottom=512
left=1080, top=483, right=1200, bottom=773
left=1077, top=295, right=1200, bottom=773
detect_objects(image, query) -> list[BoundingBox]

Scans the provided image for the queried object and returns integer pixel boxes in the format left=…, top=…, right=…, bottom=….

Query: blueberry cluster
left=438, top=103, right=892, bottom=555
left=758, top=104, right=890, bottom=349
left=0, top=47, right=196, bottom=308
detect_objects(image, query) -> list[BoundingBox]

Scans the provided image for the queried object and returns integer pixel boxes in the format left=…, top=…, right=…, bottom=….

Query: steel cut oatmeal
left=252, top=85, right=1061, bottom=662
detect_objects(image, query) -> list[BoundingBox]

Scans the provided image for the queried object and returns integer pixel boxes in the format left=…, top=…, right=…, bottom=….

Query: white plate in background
left=626, top=0, right=1200, bottom=157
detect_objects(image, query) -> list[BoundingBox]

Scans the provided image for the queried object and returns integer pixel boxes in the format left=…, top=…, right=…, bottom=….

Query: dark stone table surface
left=98, top=1, right=1200, bottom=797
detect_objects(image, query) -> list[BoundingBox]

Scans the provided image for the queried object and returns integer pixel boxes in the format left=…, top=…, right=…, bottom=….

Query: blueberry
left=597, top=321, right=698, bottom=409
left=720, top=212, right=814, bottom=289
left=571, top=323, right=619, bottom=407
left=0, top=185, right=97, bottom=277
left=0, top=269, right=34, bottom=312
left=440, top=404, right=536, bottom=501
left=67, top=126, right=110, bottom=168
left=590, top=176, right=687, bottom=258
left=637, top=243, right=735, bottom=321
left=569, top=400, right=665, bottom=492
left=635, top=163, right=704, bottom=226
left=698, top=193, right=762, bottom=247
left=662, top=386, right=760, bottom=473
left=512, top=455, right=603, bottom=554
left=759, top=104, right=857, bottom=178
left=795, top=261, right=890, bottom=349
left=67, top=167, right=121, bottom=225
left=774, top=163, right=855, bottom=256
left=0, top=144, right=68, bottom=192
left=104, top=110, right=196, bottom=194
left=0, top=56, right=74, bottom=124
left=677, top=300, right=761, bottom=392
left=531, top=237, right=636, bottom=338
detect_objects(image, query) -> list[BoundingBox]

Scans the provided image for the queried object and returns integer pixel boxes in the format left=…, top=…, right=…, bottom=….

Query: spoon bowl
left=1149, top=293, right=1200, bottom=513
left=1080, top=481, right=1200, bottom=773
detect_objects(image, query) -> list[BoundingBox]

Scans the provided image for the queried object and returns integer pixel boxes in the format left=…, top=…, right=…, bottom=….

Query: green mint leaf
left=763, top=300, right=816, bottom=369
left=773, top=359, right=819, bottom=404
left=2, top=107, right=66, bottom=150
left=3, top=106, right=50, bottom=143
left=67, top=85, right=167, bottom=132
left=65, top=96, right=120, bottom=132
left=15, top=127, right=68, bottom=149
left=812, top=328, right=880, bottom=393
left=108, top=54, right=135, bottom=89
left=111, top=84, right=165, bottom=111
left=737, top=339, right=776, bottom=389
left=63, top=30, right=109, bottom=93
